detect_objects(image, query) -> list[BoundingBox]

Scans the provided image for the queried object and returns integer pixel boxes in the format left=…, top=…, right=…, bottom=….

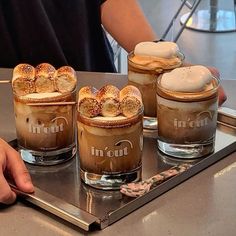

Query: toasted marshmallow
left=35, top=63, right=56, bottom=93
left=12, top=64, right=35, bottom=82
left=134, top=41, right=180, bottom=59
left=161, top=65, right=213, bottom=92
left=12, top=64, right=36, bottom=95
left=78, top=85, right=144, bottom=118
left=55, top=66, right=77, bottom=93
left=130, top=41, right=183, bottom=71
left=78, top=86, right=100, bottom=117
left=97, top=85, right=120, bottom=117
left=12, top=77, right=36, bottom=96
left=120, top=85, right=143, bottom=117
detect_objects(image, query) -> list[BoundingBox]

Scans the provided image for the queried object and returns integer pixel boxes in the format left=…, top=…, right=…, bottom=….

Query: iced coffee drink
left=77, top=85, right=143, bottom=189
left=128, top=41, right=184, bottom=130
left=12, top=63, right=77, bottom=165
left=156, top=65, right=219, bottom=158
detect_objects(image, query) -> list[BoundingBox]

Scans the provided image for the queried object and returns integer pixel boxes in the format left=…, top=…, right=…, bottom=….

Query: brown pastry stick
left=0, top=80, right=11, bottom=84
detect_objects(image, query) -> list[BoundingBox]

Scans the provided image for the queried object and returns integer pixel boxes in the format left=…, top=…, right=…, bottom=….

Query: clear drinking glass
left=77, top=111, right=143, bottom=190
left=156, top=76, right=219, bottom=158
left=14, top=89, right=77, bottom=165
left=127, top=52, right=184, bottom=132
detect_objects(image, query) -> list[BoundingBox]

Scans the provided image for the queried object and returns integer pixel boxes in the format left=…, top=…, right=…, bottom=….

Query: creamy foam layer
left=21, top=92, right=62, bottom=99
left=78, top=120, right=140, bottom=136
left=92, top=115, right=127, bottom=121
left=161, top=65, right=214, bottom=92
left=134, top=42, right=180, bottom=58
left=129, top=41, right=183, bottom=71
left=128, top=71, right=156, bottom=85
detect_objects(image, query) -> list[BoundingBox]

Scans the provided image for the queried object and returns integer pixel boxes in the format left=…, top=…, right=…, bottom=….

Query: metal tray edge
left=107, top=141, right=236, bottom=226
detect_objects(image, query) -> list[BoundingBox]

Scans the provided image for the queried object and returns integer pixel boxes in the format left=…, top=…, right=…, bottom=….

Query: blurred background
left=118, top=0, right=236, bottom=81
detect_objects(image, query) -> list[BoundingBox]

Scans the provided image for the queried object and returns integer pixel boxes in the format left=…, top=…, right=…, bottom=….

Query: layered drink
left=128, top=41, right=184, bottom=130
left=156, top=65, right=219, bottom=158
left=12, top=63, right=77, bottom=165
left=77, top=85, right=143, bottom=189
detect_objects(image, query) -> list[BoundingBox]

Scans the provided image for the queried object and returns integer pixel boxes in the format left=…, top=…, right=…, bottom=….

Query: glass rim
left=77, top=109, right=144, bottom=128
left=127, top=51, right=185, bottom=72
left=13, top=87, right=76, bottom=104
left=156, top=75, right=220, bottom=101
left=128, top=50, right=185, bottom=60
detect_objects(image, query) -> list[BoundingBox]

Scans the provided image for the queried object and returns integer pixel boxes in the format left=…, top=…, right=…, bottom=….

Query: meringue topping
left=160, top=65, right=214, bottom=93
left=134, top=41, right=180, bottom=59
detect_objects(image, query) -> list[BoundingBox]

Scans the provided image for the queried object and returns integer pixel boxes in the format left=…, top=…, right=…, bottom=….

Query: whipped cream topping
left=160, top=65, right=213, bottom=92
left=134, top=41, right=180, bottom=59
left=22, top=92, right=62, bottom=99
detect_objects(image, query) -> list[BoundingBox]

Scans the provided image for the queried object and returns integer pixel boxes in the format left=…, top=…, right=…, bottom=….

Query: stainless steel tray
left=9, top=122, right=236, bottom=231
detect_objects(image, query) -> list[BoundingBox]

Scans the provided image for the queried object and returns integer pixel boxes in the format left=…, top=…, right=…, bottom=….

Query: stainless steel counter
left=1, top=68, right=236, bottom=236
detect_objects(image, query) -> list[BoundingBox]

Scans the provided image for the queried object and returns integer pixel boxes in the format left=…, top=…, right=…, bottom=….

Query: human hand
left=0, top=138, right=34, bottom=205
left=206, top=66, right=227, bottom=106
left=183, top=63, right=227, bottom=106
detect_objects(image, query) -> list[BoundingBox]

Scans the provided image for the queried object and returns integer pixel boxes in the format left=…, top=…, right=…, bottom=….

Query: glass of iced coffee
left=128, top=41, right=184, bottom=131
left=77, top=85, right=143, bottom=189
left=12, top=63, right=77, bottom=165
left=156, top=65, right=219, bottom=158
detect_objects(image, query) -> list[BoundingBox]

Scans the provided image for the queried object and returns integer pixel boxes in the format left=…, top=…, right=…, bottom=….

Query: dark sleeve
left=100, top=0, right=107, bottom=4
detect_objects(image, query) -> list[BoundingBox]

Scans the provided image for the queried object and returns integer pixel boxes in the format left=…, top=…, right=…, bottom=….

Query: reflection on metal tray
left=218, top=107, right=236, bottom=128
left=9, top=122, right=236, bottom=231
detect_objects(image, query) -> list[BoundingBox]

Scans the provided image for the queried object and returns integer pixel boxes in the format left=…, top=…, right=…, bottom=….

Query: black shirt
left=0, top=0, right=116, bottom=72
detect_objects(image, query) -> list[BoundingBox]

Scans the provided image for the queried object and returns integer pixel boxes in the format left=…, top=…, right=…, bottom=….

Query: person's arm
left=101, top=0, right=157, bottom=52
left=0, top=138, right=34, bottom=205
left=184, top=63, right=227, bottom=105
left=205, top=66, right=227, bottom=106
left=101, top=0, right=226, bottom=105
